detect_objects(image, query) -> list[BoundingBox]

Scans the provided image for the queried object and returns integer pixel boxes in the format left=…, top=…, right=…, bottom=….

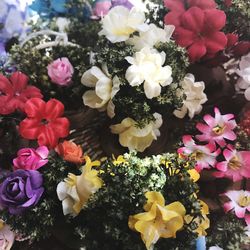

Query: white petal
left=82, top=90, right=107, bottom=109
left=244, top=87, right=250, bottom=101
left=144, top=81, right=161, bottom=99
left=95, top=77, right=112, bottom=100
left=57, top=182, right=68, bottom=201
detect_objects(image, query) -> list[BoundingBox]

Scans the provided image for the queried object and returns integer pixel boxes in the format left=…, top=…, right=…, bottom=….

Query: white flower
left=56, top=17, right=70, bottom=32
left=128, top=24, right=175, bottom=50
left=209, top=246, right=223, bottom=250
left=98, top=6, right=147, bottom=43
left=81, top=66, right=121, bottom=118
left=110, top=113, right=162, bottom=152
left=125, top=47, right=172, bottom=99
left=236, top=52, right=250, bottom=100
left=174, top=74, right=207, bottom=119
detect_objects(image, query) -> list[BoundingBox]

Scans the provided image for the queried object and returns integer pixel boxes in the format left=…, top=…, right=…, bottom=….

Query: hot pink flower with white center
left=196, top=107, right=237, bottom=147
left=214, top=146, right=250, bottom=182
left=178, top=135, right=220, bottom=172
left=223, top=190, right=250, bottom=219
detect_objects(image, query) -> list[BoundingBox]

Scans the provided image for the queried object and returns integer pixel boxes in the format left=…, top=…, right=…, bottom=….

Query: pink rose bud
left=47, top=57, right=74, bottom=86
left=13, top=146, right=49, bottom=171
left=93, top=1, right=112, bottom=17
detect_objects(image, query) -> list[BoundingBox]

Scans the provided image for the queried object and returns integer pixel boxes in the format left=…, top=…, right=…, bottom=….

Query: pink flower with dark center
left=178, top=135, right=220, bottom=172
left=214, top=147, right=250, bottom=182
left=223, top=190, right=250, bottom=219
left=196, top=107, right=237, bottom=147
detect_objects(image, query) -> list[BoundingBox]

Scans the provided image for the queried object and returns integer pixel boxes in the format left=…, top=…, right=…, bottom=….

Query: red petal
left=10, top=72, right=29, bottom=93
left=181, top=7, right=205, bottom=33
left=49, top=117, right=70, bottom=138
left=19, top=118, right=42, bottom=140
left=188, top=0, right=216, bottom=9
left=175, top=27, right=197, bottom=47
left=21, top=86, right=43, bottom=99
left=226, top=33, right=238, bottom=48
left=24, top=98, right=46, bottom=119
left=164, top=0, right=185, bottom=11
left=204, top=32, right=227, bottom=54
left=203, top=9, right=226, bottom=32
left=164, top=12, right=182, bottom=27
left=188, top=40, right=207, bottom=62
left=0, top=74, right=13, bottom=96
left=45, top=99, right=65, bottom=120
left=37, top=126, right=58, bottom=148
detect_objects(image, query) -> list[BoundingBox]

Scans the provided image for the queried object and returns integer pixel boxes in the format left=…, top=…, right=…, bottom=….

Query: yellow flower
left=57, top=156, right=103, bottom=216
left=188, top=169, right=200, bottom=182
left=129, top=191, right=186, bottom=250
left=112, top=155, right=127, bottom=166
left=185, top=200, right=210, bottom=236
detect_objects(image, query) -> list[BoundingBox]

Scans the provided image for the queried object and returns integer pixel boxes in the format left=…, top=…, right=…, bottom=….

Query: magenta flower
left=196, top=107, right=237, bottom=147
left=13, top=146, right=49, bottom=171
left=223, top=190, right=250, bottom=219
left=47, top=57, right=74, bottom=86
left=214, top=147, right=250, bottom=182
left=178, top=135, right=220, bottom=172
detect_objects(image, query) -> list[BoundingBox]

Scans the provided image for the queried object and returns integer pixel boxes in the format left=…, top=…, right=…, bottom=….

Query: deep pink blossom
left=196, top=107, right=237, bottom=147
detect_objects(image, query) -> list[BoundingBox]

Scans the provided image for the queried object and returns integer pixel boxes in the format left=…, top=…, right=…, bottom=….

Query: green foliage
left=74, top=152, right=202, bottom=250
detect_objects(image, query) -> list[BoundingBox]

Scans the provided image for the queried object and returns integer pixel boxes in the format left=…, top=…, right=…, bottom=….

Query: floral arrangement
left=0, top=0, right=250, bottom=249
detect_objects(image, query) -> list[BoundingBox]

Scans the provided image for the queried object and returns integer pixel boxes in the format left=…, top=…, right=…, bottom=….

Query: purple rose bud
left=13, top=146, right=49, bottom=171
left=0, top=170, right=44, bottom=215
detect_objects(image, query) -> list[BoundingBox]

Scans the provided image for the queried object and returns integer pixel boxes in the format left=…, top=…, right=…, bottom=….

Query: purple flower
left=0, top=170, right=44, bottom=215
left=111, top=0, right=133, bottom=9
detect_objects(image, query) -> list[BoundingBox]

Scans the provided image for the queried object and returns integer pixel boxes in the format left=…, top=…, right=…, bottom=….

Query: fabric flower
left=57, top=156, right=102, bottom=216
left=178, top=135, right=220, bottom=172
left=164, top=1, right=227, bottom=62
left=129, top=191, right=186, bottom=250
left=209, top=246, right=223, bottom=250
left=98, top=6, right=147, bottom=43
left=128, top=24, right=175, bottom=51
left=0, top=222, right=15, bottom=250
left=81, top=66, right=121, bottom=118
left=0, top=72, right=43, bottom=115
left=13, top=146, right=49, bottom=171
left=19, top=98, right=70, bottom=149
left=55, top=140, right=84, bottom=164
left=111, top=0, right=133, bottom=9
left=223, top=190, right=250, bottom=219
left=93, top=0, right=112, bottom=17
left=125, top=47, right=173, bottom=99
left=235, top=53, right=250, bottom=100
left=214, top=147, right=250, bottom=182
left=196, top=107, right=237, bottom=147
left=110, top=113, right=162, bottom=152
left=0, top=170, right=44, bottom=215
left=47, top=57, right=74, bottom=86
left=174, top=74, right=207, bottom=119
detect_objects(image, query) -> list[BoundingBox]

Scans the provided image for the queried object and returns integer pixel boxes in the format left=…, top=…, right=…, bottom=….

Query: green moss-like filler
left=74, top=152, right=202, bottom=250
left=0, top=155, right=80, bottom=241
left=206, top=213, right=249, bottom=249
left=10, top=40, right=91, bottom=110
left=217, top=0, right=250, bottom=40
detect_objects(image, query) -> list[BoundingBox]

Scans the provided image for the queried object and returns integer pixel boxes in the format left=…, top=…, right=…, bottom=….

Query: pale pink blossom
left=178, top=135, right=220, bottom=172
left=13, top=146, right=49, bottom=171
left=223, top=190, right=250, bottom=219
left=214, top=146, right=250, bottom=182
left=47, top=57, right=74, bottom=86
left=196, top=107, right=237, bottom=147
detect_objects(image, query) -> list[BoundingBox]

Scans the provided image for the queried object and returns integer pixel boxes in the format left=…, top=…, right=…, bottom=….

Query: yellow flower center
left=228, top=156, right=241, bottom=170
left=212, top=125, right=225, bottom=135
left=238, top=195, right=250, bottom=207
left=191, top=150, right=203, bottom=161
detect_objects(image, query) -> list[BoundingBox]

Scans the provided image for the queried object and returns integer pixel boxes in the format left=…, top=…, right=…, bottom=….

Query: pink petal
left=223, top=148, right=234, bottom=161
left=235, top=207, right=246, bottom=218
left=196, top=123, right=210, bottom=134
left=204, top=31, right=228, bottom=54
left=216, top=161, right=228, bottom=172
left=203, top=114, right=216, bottom=127
left=182, top=135, right=194, bottom=146
left=203, top=9, right=226, bottom=31
left=223, top=201, right=234, bottom=212
left=175, top=27, right=197, bottom=47
left=223, top=130, right=237, bottom=141
left=36, top=146, right=49, bottom=159
left=188, top=40, right=207, bottom=62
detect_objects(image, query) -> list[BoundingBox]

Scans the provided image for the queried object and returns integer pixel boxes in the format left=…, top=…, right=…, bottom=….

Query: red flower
left=19, top=98, right=70, bottom=148
left=0, top=72, right=43, bottom=115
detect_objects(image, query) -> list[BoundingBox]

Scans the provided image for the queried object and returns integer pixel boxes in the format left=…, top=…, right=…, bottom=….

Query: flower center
left=191, top=150, right=203, bottom=161
left=15, top=92, right=20, bottom=96
left=238, top=195, right=250, bottom=207
left=228, top=156, right=241, bottom=170
left=212, top=125, right=225, bottom=135
left=41, top=119, right=48, bottom=125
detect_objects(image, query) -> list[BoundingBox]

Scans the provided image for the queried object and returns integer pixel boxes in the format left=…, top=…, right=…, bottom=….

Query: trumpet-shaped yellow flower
left=129, top=191, right=186, bottom=250
left=185, top=200, right=210, bottom=236
left=57, top=156, right=103, bottom=216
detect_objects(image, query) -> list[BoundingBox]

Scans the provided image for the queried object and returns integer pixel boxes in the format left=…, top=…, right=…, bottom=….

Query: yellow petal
left=134, top=203, right=157, bottom=221
left=161, top=216, right=184, bottom=238
left=188, top=169, right=200, bottom=182
left=199, top=200, right=209, bottom=215
left=144, top=191, right=165, bottom=211
left=164, top=202, right=186, bottom=217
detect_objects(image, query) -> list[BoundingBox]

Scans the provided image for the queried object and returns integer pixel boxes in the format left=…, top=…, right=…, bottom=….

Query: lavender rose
left=0, top=170, right=44, bottom=215
left=13, top=146, right=49, bottom=171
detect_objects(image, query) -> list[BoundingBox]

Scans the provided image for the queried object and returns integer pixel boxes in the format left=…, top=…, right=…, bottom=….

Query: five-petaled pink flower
left=214, top=146, right=250, bottom=182
left=196, top=107, right=237, bottom=147
left=0, top=72, right=43, bottom=115
left=223, top=190, right=250, bottom=219
left=178, top=135, right=220, bottom=172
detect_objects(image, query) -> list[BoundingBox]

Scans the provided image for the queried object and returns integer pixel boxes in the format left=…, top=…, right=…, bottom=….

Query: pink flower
left=13, top=146, right=49, bottom=171
left=196, top=107, right=237, bottom=147
left=0, top=72, right=43, bottom=115
left=214, top=147, right=250, bottom=182
left=223, top=190, right=250, bottom=219
left=47, top=57, right=74, bottom=86
left=93, top=1, right=112, bottom=17
left=0, top=223, right=15, bottom=250
left=178, top=135, right=220, bottom=172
